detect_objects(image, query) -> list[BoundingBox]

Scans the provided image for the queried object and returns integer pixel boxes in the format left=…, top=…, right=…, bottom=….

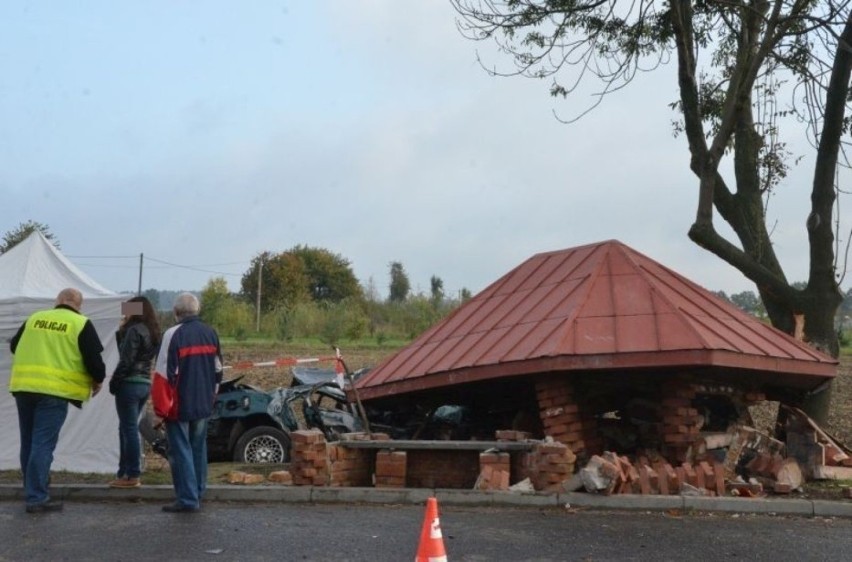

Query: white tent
left=0, top=231, right=125, bottom=473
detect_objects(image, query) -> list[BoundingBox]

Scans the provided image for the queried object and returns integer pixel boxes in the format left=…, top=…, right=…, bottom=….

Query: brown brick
left=638, top=466, right=651, bottom=495
left=291, top=430, right=325, bottom=444
left=653, top=463, right=669, bottom=495
left=713, top=462, right=726, bottom=497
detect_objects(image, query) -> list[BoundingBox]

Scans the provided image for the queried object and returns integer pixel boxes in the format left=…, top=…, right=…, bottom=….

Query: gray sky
left=0, top=1, right=834, bottom=299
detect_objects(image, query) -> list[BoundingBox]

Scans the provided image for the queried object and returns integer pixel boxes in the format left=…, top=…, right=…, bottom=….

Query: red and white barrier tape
left=223, top=355, right=340, bottom=371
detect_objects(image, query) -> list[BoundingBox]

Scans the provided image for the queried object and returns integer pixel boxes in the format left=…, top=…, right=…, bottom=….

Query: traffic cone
left=415, top=497, right=447, bottom=562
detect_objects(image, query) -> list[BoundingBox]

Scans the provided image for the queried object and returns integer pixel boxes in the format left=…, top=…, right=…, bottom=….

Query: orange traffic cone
left=415, top=497, right=447, bottom=562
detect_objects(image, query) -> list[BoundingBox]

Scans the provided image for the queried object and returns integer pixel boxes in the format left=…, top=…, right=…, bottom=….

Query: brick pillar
left=375, top=450, right=407, bottom=488
left=659, top=381, right=702, bottom=463
left=535, top=376, right=599, bottom=456
left=291, top=429, right=330, bottom=486
left=476, top=452, right=511, bottom=490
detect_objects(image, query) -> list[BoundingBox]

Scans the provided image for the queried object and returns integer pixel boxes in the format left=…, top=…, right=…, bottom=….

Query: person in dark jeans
left=108, top=295, right=161, bottom=488
left=9, top=288, right=106, bottom=513
left=151, top=292, right=223, bottom=513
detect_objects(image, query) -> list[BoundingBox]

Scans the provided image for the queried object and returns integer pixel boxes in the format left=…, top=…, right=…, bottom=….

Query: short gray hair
left=56, top=288, right=83, bottom=311
left=173, top=292, right=200, bottom=319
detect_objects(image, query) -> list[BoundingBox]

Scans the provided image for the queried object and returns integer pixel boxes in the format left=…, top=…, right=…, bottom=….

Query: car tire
left=233, top=426, right=291, bottom=464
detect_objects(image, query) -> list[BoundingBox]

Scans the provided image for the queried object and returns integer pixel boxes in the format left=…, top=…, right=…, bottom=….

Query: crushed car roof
left=356, top=240, right=836, bottom=400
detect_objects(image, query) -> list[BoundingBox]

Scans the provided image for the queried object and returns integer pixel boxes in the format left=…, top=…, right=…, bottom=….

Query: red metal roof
left=356, top=240, right=837, bottom=400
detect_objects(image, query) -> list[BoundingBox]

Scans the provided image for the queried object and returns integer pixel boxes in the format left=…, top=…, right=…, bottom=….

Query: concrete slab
left=562, top=492, right=684, bottom=511
left=683, top=496, right=814, bottom=516
left=311, top=487, right=432, bottom=505
left=484, top=491, right=561, bottom=508
left=434, top=489, right=496, bottom=506
left=812, top=500, right=852, bottom=518
left=205, top=485, right=313, bottom=503
left=3, top=483, right=852, bottom=519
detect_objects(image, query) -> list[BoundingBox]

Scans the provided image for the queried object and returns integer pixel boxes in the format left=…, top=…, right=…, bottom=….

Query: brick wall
left=407, top=450, right=481, bottom=489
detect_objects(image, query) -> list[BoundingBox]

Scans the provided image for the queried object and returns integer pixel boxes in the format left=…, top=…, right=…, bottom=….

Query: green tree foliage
left=452, top=0, right=852, bottom=359
left=289, top=245, right=363, bottom=303
left=199, top=277, right=254, bottom=337
left=1, top=220, right=58, bottom=254
left=430, top=275, right=445, bottom=307
left=200, top=277, right=231, bottom=326
left=142, top=289, right=161, bottom=310
left=389, top=261, right=410, bottom=303
left=730, top=291, right=767, bottom=319
left=241, top=247, right=362, bottom=312
left=264, top=299, right=369, bottom=343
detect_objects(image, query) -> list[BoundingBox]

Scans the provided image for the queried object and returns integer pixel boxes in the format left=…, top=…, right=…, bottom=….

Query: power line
left=69, top=252, right=248, bottom=281
left=144, top=255, right=245, bottom=277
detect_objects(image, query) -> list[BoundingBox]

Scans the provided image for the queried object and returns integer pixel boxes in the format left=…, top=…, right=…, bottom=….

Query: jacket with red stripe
left=151, top=316, right=223, bottom=422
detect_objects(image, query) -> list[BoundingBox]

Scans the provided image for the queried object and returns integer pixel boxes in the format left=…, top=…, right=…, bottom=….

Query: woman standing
left=109, top=295, right=161, bottom=488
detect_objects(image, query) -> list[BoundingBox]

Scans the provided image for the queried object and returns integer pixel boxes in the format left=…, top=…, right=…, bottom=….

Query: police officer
left=9, top=287, right=106, bottom=513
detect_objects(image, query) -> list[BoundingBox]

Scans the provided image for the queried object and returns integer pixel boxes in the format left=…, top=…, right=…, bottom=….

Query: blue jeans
left=114, top=382, right=150, bottom=479
left=14, top=393, right=69, bottom=506
left=165, top=418, right=208, bottom=508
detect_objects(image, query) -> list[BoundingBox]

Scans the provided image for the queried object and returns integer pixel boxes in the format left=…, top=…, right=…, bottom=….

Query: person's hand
left=91, top=381, right=103, bottom=397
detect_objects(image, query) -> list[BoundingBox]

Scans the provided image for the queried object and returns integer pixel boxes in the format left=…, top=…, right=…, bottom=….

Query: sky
left=0, top=1, right=838, bottom=299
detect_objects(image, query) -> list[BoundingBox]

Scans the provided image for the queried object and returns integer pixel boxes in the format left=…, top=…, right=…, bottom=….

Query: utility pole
left=255, top=259, right=263, bottom=332
left=137, top=253, right=143, bottom=295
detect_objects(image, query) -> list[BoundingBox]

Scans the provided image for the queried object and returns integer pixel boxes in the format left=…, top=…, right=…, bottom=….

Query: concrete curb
left=3, top=484, right=852, bottom=517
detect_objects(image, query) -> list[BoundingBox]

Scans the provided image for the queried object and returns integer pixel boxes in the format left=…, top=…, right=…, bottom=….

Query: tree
left=430, top=275, right=445, bottom=306
left=389, top=261, right=411, bottom=303
left=730, top=290, right=767, bottom=319
left=200, top=277, right=231, bottom=327
left=240, top=246, right=362, bottom=312
left=1, top=220, right=58, bottom=254
left=289, top=245, right=363, bottom=303
left=452, top=1, right=852, bottom=420
left=142, top=289, right=161, bottom=310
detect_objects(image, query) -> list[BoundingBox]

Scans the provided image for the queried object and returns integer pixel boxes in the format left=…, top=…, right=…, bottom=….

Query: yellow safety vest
left=10, top=308, right=93, bottom=402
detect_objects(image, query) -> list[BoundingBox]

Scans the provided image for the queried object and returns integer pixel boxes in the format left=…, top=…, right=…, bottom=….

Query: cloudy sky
left=0, top=1, right=834, bottom=299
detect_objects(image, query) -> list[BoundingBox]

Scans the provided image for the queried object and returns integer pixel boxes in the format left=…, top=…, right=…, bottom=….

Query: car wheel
left=233, top=426, right=291, bottom=464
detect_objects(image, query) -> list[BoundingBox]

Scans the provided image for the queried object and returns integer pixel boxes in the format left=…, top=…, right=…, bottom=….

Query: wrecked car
left=140, top=367, right=366, bottom=464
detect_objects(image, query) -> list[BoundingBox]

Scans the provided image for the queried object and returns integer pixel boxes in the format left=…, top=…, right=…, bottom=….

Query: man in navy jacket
left=152, top=292, right=222, bottom=513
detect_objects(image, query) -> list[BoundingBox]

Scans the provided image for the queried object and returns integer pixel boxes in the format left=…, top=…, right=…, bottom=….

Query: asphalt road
left=2, top=500, right=852, bottom=561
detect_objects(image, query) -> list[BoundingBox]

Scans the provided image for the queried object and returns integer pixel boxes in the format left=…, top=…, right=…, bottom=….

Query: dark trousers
left=14, top=392, right=69, bottom=505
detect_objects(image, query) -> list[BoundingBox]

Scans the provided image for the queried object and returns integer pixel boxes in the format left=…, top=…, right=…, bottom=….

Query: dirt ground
left=825, top=356, right=852, bottom=447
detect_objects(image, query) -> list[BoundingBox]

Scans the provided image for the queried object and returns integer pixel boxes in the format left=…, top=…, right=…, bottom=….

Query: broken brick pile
left=580, top=451, right=727, bottom=496
left=495, top=429, right=577, bottom=492
left=785, top=405, right=852, bottom=480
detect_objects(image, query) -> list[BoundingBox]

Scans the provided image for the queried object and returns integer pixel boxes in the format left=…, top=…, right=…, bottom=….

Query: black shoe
left=26, top=500, right=64, bottom=513
left=162, top=502, right=200, bottom=513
